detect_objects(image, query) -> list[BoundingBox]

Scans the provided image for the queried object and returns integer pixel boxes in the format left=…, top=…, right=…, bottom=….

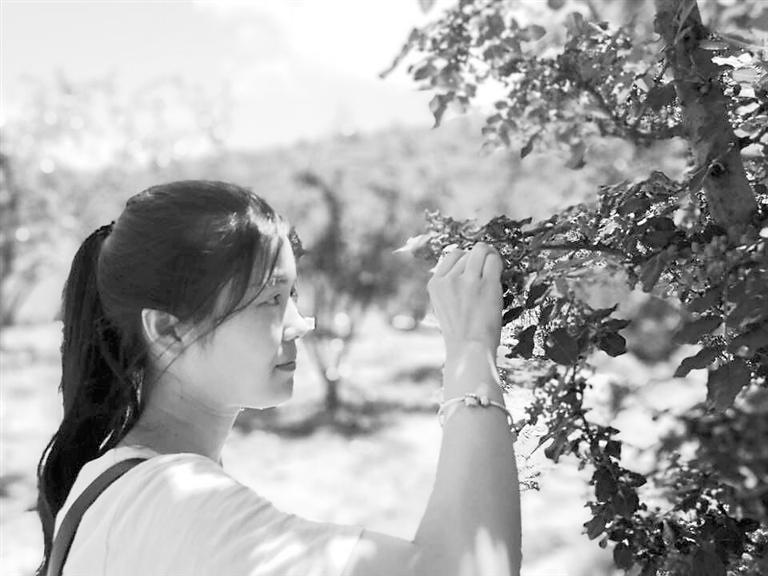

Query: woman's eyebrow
left=266, top=273, right=296, bottom=287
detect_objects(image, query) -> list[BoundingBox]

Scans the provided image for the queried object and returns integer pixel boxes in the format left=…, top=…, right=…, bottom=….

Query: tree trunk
left=324, top=376, right=340, bottom=413
left=305, top=331, right=347, bottom=416
left=654, top=0, right=757, bottom=230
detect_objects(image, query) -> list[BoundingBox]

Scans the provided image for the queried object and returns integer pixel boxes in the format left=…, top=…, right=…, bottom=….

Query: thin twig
left=537, top=242, right=628, bottom=258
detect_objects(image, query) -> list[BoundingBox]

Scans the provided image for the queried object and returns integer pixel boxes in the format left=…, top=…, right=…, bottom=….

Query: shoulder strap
left=47, top=457, right=149, bottom=576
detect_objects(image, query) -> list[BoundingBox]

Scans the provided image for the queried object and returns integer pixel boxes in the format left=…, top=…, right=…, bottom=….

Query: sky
left=1, top=0, right=453, bottom=151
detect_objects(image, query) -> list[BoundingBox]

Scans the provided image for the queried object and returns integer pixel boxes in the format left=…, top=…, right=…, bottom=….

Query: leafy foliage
left=393, top=0, right=768, bottom=573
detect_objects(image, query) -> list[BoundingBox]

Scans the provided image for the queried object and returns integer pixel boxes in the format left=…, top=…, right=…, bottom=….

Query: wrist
left=444, top=339, right=498, bottom=362
left=442, top=342, right=503, bottom=397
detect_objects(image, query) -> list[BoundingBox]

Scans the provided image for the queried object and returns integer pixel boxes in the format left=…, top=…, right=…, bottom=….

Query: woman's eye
left=267, top=288, right=298, bottom=306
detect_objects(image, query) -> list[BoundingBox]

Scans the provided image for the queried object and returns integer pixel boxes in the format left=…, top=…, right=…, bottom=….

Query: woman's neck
left=115, top=371, right=239, bottom=465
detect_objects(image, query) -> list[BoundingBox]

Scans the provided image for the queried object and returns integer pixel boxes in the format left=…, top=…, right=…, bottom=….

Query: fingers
left=464, top=242, right=494, bottom=278
left=451, top=251, right=472, bottom=276
left=482, top=250, right=503, bottom=281
left=432, top=242, right=501, bottom=280
left=432, top=247, right=465, bottom=277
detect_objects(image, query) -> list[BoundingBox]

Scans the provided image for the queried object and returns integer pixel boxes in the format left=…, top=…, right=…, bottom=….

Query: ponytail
left=34, top=222, right=143, bottom=576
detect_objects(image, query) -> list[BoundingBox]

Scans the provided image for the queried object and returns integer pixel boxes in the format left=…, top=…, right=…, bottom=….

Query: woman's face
left=177, top=236, right=309, bottom=410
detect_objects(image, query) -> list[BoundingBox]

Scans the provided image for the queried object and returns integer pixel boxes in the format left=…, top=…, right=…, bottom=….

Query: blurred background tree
left=290, top=169, right=431, bottom=414
left=0, top=75, right=230, bottom=327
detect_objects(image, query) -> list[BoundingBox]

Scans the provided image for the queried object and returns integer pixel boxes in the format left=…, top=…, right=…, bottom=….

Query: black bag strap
left=47, top=457, right=150, bottom=576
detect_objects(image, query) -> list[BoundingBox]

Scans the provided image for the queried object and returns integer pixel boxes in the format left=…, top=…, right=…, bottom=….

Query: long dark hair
left=34, top=180, right=299, bottom=575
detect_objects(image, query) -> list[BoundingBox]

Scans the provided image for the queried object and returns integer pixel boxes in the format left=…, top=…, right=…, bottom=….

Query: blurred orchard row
left=0, top=74, right=694, bottom=413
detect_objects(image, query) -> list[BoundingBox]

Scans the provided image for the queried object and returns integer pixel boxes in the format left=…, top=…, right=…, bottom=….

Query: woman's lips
left=276, top=361, right=296, bottom=371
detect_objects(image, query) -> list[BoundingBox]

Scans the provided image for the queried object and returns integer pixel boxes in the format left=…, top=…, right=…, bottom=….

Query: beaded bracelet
left=437, top=393, right=516, bottom=435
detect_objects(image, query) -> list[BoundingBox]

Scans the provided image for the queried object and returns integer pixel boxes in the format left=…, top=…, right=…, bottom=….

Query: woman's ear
left=140, top=308, right=185, bottom=358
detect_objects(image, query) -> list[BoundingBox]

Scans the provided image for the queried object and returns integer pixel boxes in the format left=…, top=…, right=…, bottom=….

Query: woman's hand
left=426, top=242, right=504, bottom=358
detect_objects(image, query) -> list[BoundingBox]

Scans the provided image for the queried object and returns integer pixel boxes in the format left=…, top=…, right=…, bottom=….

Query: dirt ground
left=2, top=313, right=703, bottom=575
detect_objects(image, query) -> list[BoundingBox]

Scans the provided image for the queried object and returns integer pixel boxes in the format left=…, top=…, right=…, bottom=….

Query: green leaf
left=726, top=295, right=766, bottom=329
left=728, top=325, right=768, bottom=356
left=613, top=485, right=639, bottom=517
left=545, top=327, right=579, bottom=365
left=613, top=542, right=634, bottom=570
left=674, top=347, right=721, bottom=377
left=625, top=470, right=647, bottom=488
left=617, top=196, right=652, bottom=216
left=597, top=332, right=626, bottom=357
left=502, top=306, right=525, bottom=325
left=673, top=315, right=722, bottom=344
left=520, top=133, right=536, bottom=158
left=605, top=440, right=622, bottom=459
left=590, top=305, right=619, bottom=321
left=578, top=62, right=601, bottom=83
left=640, top=252, right=669, bottom=292
left=502, top=37, right=522, bottom=58
left=594, top=467, right=618, bottom=500
left=584, top=515, right=606, bottom=540
left=737, top=518, right=761, bottom=532
left=498, top=124, right=511, bottom=147
left=525, top=283, right=549, bottom=308
left=485, top=13, right=506, bottom=38
left=429, top=94, right=448, bottom=127
left=544, top=432, right=569, bottom=462
left=646, top=83, right=676, bottom=110
left=510, top=325, right=536, bottom=359
left=603, top=318, right=631, bottom=332
left=688, top=286, right=722, bottom=313
left=707, top=358, right=751, bottom=412
left=413, top=63, right=436, bottom=81
left=642, top=229, right=676, bottom=249
left=520, top=24, right=546, bottom=41
left=691, top=548, right=726, bottom=576
left=565, top=11, right=586, bottom=37
left=646, top=215, right=675, bottom=230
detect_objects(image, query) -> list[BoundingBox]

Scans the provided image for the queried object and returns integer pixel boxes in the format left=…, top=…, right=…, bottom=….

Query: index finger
left=431, top=247, right=465, bottom=277
left=464, top=242, right=493, bottom=278
left=481, top=250, right=503, bottom=281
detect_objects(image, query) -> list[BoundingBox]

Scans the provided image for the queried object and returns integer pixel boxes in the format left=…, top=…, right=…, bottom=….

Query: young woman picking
left=35, top=180, right=521, bottom=576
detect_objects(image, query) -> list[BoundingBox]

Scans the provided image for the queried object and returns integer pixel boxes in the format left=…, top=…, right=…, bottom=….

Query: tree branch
left=536, top=242, right=628, bottom=258
left=581, top=82, right=683, bottom=143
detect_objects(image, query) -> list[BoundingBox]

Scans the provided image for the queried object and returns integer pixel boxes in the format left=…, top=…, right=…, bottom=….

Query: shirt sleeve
left=105, top=453, right=364, bottom=576
left=198, top=481, right=365, bottom=576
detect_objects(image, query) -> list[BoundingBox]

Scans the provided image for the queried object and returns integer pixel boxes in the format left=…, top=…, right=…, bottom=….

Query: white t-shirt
left=53, top=445, right=365, bottom=576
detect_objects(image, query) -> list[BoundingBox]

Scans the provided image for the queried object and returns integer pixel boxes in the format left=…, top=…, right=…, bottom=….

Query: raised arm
left=342, top=243, right=521, bottom=576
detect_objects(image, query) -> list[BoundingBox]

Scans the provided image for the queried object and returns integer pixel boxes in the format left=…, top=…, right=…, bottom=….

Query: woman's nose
left=283, top=299, right=313, bottom=341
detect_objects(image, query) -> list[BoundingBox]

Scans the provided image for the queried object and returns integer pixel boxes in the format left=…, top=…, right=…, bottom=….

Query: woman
left=35, top=180, right=521, bottom=576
